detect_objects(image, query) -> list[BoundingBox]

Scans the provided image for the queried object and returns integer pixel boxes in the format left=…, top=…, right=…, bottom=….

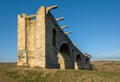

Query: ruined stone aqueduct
left=17, top=5, right=92, bottom=69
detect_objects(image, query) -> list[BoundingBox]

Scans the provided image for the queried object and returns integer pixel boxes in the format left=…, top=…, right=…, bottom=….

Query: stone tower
left=17, top=5, right=92, bottom=69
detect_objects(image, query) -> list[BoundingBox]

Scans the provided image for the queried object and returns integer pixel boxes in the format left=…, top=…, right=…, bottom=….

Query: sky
left=0, top=0, right=120, bottom=62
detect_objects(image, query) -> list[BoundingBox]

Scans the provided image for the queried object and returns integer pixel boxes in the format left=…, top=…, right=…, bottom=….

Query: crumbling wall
left=17, top=5, right=92, bottom=70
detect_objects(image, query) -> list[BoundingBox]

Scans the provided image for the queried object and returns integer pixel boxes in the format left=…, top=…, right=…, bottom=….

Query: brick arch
left=57, top=43, right=73, bottom=69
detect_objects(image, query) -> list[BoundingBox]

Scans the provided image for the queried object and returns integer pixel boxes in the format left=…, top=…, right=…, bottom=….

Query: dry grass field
left=0, top=61, right=120, bottom=82
left=92, top=61, right=120, bottom=73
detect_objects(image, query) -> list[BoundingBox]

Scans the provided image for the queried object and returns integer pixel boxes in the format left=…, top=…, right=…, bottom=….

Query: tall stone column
left=34, top=6, right=46, bottom=67
left=17, top=14, right=27, bottom=66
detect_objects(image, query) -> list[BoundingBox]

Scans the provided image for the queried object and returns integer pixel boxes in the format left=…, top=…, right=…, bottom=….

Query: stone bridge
left=17, top=5, right=92, bottom=70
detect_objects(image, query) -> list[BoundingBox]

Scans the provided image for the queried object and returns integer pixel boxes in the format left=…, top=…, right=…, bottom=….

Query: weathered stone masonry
left=17, top=5, right=92, bottom=69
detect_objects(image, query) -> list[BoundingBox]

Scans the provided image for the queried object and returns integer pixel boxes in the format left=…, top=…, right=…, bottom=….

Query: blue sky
left=0, top=0, right=120, bottom=62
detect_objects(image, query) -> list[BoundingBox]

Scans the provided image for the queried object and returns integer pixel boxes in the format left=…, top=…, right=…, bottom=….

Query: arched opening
left=85, top=58, right=89, bottom=63
left=57, top=43, right=73, bottom=69
left=75, top=54, right=81, bottom=69
left=53, top=29, right=57, bottom=46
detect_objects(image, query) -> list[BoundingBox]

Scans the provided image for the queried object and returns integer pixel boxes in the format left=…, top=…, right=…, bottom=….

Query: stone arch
left=57, top=41, right=68, bottom=52
left=57, top=43, right=73, bottom=69
left=75, top=54, right=82, bottom=69
left=85, top=57, right=90, bottom=63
